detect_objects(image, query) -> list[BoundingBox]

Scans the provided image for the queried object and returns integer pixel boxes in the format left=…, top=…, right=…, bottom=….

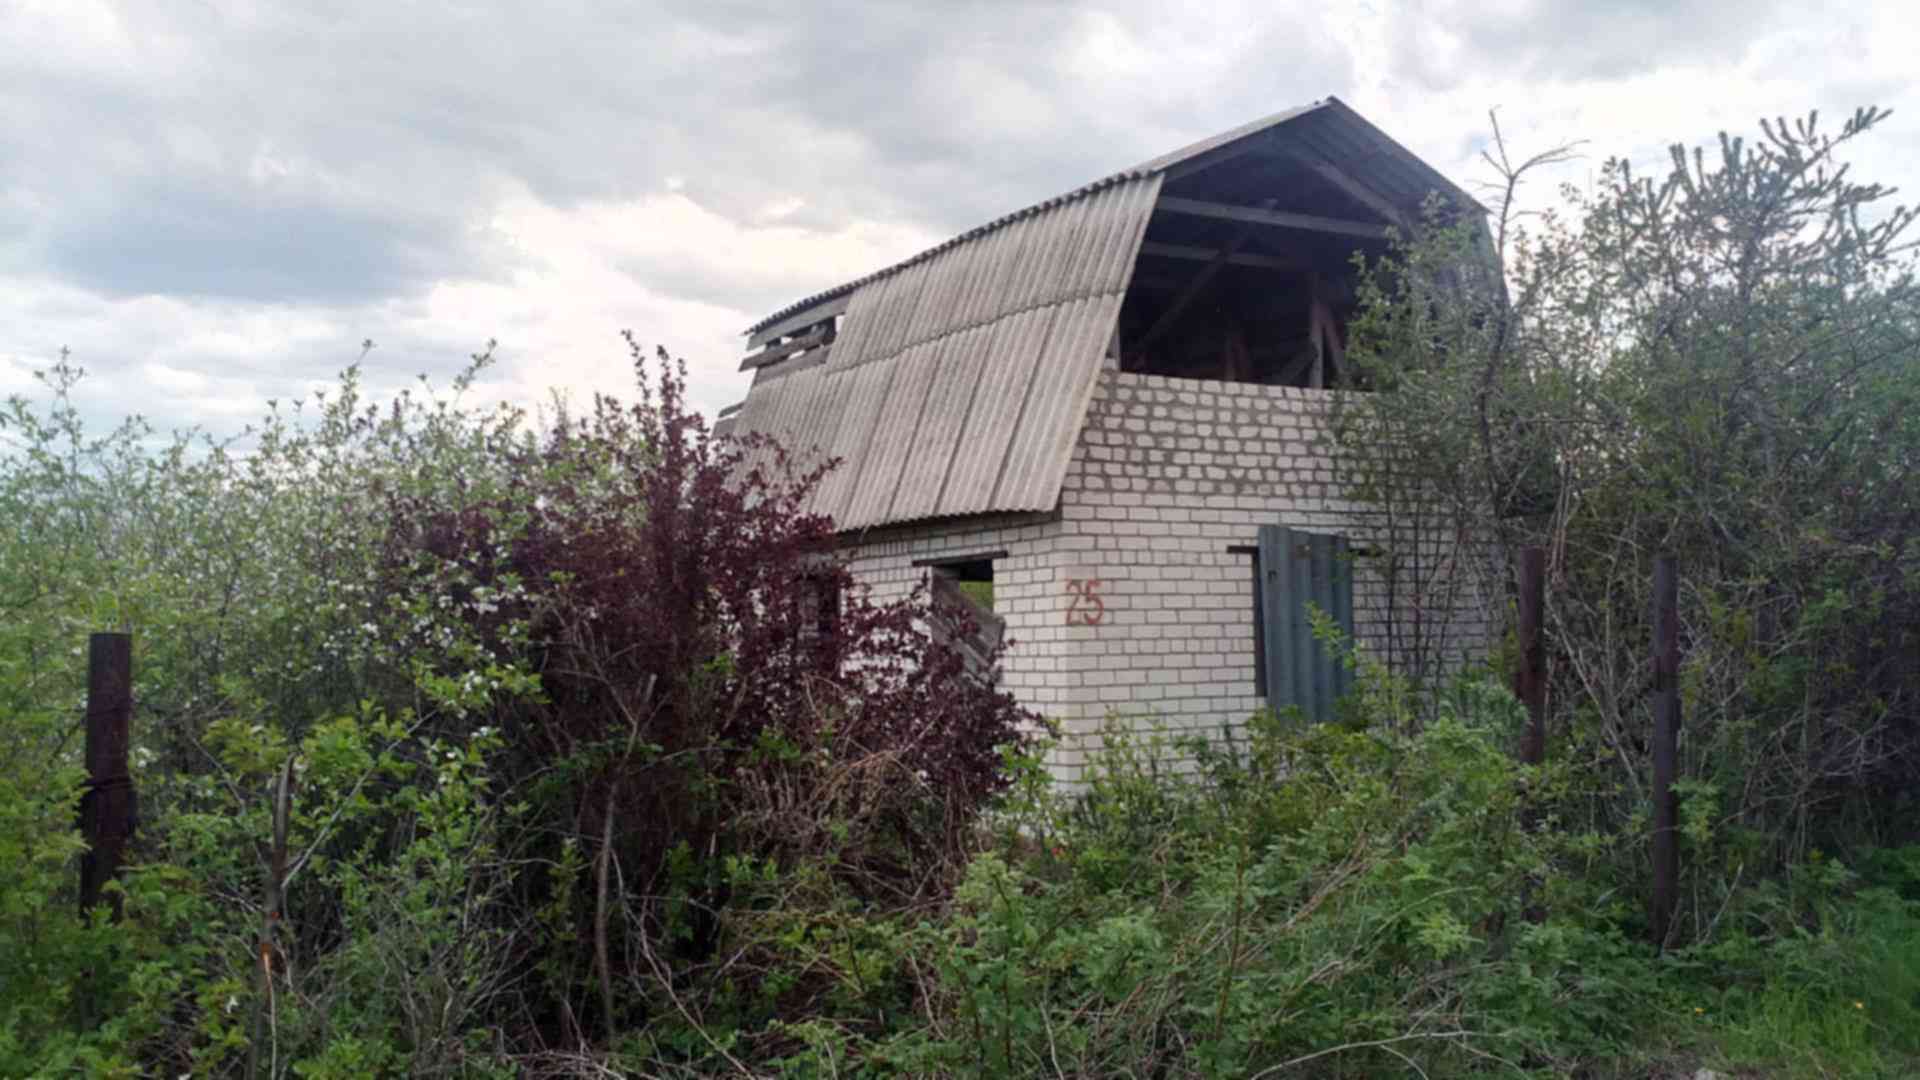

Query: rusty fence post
left=1516, top=547, right=1547, bottom=765
left=1650, top=555, right=1680, bottom=949
left=80, top=632, right=134, bottom=920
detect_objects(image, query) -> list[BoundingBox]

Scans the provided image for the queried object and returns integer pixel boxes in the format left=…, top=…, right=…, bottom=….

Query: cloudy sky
left=4, top=0, right=1916, bottom=435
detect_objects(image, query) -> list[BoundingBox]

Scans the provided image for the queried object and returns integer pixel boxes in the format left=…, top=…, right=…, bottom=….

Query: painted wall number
left=1065, top=579, right=1106, bottom=625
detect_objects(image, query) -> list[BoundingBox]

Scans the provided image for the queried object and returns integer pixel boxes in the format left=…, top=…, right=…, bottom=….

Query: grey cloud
left=709, top=1, right=1358, bottom=229
left=1, top=284, right=496, bottom=442
left=4, top=2, right=1358, bottom=311
left=31, top=175, right=496, bottom=304
left=1389, top=0, right=1790, bottom=91
left=613, top=254, right=810, bottom=323
left=39, top=0, right=1906, bottom=446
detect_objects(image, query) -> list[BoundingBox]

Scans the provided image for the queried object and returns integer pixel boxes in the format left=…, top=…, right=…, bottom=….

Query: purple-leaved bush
left=380, top=338, right=1035, bottom=1035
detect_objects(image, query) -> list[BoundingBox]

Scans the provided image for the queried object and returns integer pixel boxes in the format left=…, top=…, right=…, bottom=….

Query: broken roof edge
left=743, top=96, right=1484, bottom=338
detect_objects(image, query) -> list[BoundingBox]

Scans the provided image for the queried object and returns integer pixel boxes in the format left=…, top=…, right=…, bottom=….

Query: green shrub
left=837, top=660, right=1653, bottom=1077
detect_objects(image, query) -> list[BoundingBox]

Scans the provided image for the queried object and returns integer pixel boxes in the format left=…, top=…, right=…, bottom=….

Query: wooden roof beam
left=1155, top=196, right=1390, bottom=240
left=750, top=346, right=832, bottom=383
left=739, top=322, right=833, bottom=372
left=1137, top=241, right=1307, bottom=272
left=1275, top=150, right=1411, bottom=230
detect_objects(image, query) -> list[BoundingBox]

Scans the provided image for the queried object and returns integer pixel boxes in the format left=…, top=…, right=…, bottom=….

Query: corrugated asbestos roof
left=730, top=96, right=1480, bottom=533
left=729, top=175, right=1159, bottom=531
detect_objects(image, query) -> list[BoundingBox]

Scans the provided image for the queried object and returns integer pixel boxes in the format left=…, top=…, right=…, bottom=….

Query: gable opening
left=1114, top=145, right=1408, bottom=389
left=1116, top=259, right=1358, bottom=388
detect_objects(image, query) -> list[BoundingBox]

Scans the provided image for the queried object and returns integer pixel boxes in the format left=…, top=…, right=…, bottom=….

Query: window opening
left=916, top=553, right=1005, bottom=679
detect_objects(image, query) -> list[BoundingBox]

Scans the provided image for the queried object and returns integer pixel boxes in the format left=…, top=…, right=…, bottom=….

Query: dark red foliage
left=380, top=336, right=1034, bottom=908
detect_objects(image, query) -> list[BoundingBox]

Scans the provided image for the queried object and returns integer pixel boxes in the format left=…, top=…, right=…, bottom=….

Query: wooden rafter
left=1279, top=150, right=1410, bottom=230
left=1306, top=273, right=1346, bottom=389
left=1155, top=196, right=1390, bottom=240
left=1137, top=241, right=1305, bottom=272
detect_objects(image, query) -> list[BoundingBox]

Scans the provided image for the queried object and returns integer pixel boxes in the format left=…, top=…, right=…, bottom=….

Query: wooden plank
left=1307, top=291, right=1324, bottom=390
left=751, top=346, right=832, bottom=385
left=1650, top=554, right=1681, bottom=949
left=1155, top=195, right=1391, bottom=240
left=928, top=571, right=1006, bottom=681
left=739, top=322, right=833, bottom=372
left=1307, top=274, right=1344, bottom=389
left=80, top=632, right=133, bottom=921
left=1137, top=241, right=1305, bottom=272
left=746, top=293, right=852, bottom=350
left=911, top=549, right=1010, bottom=568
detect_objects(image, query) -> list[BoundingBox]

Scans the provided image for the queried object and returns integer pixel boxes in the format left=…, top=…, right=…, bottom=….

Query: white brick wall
left=832, top=372, right=1494, bottom=783
left=1049, top=373, right=1492, bottom=778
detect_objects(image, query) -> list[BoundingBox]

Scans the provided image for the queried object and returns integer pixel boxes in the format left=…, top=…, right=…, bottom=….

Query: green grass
left=957, top=579, right=993, bottom=611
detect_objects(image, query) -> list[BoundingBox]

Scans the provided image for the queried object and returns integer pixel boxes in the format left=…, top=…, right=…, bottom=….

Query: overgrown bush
left=2, top=349, right=551, bottom=1073
left=377, top=337, right=1035, bottom=1048
left=736, top=655, right=1920, bottom=1078
left=8, top=104, right=1920, bottom=1078
left=846, top=652, right=1648, bottom=1077
left=0, top=340, right=1032, bottom=1074
left=1335, top=106, right=1920, bottom=945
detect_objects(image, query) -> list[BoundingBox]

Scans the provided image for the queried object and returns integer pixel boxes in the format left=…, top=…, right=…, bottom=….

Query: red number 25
left=1065, top=579, right=1105, bottom=625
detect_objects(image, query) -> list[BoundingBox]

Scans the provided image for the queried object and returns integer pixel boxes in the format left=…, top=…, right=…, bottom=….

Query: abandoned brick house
left=716, top=97, right=1494, bottom=779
